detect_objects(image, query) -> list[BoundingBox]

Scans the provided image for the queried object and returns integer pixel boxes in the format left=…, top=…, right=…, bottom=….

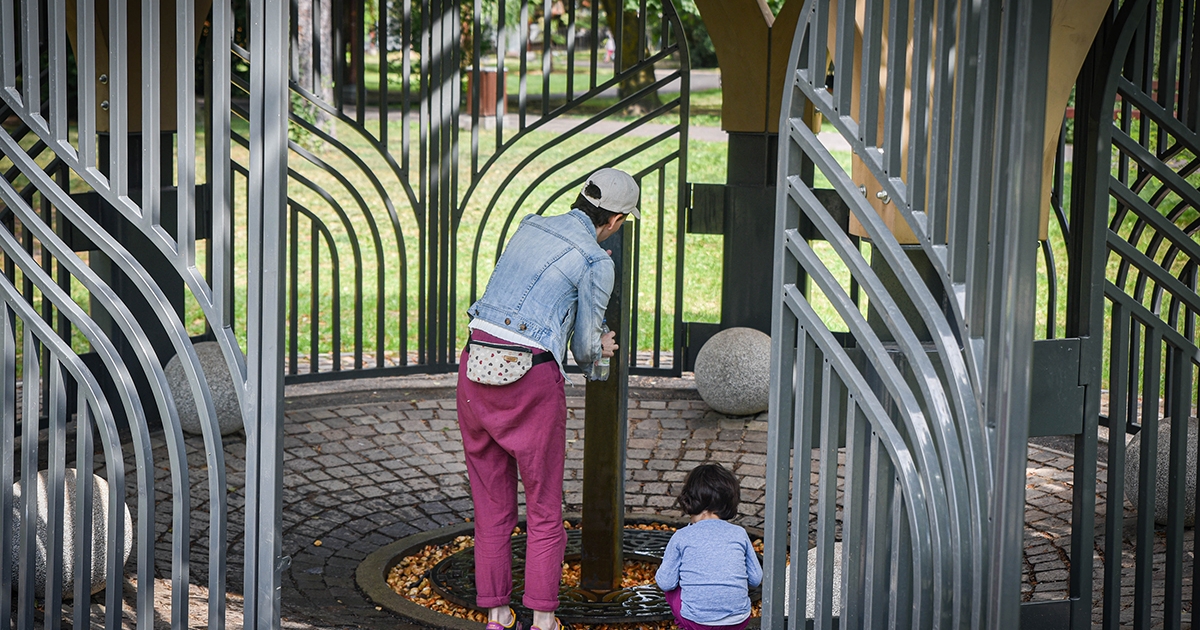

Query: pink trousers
left=664, top=589, right=751, bottom=630
left=457, top=331, right=567, bottom=612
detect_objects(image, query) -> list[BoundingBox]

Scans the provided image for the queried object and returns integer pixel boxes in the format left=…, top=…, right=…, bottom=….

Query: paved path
left=58, top=373, right=1183, bottom=628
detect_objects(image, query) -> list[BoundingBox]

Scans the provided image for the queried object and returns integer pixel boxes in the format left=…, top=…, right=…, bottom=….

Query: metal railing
left=1073, top=1, right=1200, bottom=626
left=0, top=0, right=289, bottom=627
left=265, top=0, right=691, bottom=381
left=1100, top=284, right=1198, bottom=628
left=766, top=0, right=1053, bottom=627
left=0, top=0, right=690, bottom=627
left=767, top=0, right=1200, bottom=627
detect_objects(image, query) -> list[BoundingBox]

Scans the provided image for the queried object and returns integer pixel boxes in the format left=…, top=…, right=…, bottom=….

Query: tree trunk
left=294, top=0, right=336, bottom=137
left=317, top=0, right=335, bottom=134
left=599, top=0, right=660, bottom=114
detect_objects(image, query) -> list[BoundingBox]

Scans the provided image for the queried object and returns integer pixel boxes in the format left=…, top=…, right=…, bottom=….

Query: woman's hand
left=600, top=330, right=618, bottom=358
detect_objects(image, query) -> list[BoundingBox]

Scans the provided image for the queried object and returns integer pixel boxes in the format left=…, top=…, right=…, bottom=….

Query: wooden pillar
left=580, top=224, right=632, bottom=591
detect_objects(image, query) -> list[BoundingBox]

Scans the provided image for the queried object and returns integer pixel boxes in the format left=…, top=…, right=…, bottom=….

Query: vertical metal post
left=1066, top=7, right=1147, bottom=628
left=986, top=1, right=1051, bottom=628
left=0, top=309, right=12, bottom=630
left=580, top=224, right=631, bottom=591
left=245, top=0, right=289, bottom=627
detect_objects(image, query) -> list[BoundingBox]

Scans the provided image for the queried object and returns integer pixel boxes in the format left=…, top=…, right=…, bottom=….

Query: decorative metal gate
left=273, top=0, right=691, bottom=381
left=0, top=0, right=289, bottom=627
left=766, top=0, right=1052, bottom=627
left=1070, top=0, right=1200, bottom=627
left=0, top=0, right=689, bottom=627
left=766, top=0, right=1200, bottom=628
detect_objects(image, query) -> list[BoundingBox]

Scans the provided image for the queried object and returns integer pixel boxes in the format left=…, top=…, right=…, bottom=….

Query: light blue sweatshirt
left=655, top=519, right=764, bottom=625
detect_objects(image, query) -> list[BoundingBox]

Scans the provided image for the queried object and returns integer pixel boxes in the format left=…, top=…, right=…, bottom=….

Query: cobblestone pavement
left=31, top=374, right=1187, bottom=628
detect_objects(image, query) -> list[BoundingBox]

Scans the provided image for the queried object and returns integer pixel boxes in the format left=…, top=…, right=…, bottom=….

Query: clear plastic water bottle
left=593, top=321, right=611, bottom=381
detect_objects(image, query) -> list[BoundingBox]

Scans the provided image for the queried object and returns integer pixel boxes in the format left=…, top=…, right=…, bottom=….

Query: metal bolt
left=876, top=190, right=891, bottom=205
left=858, top=185, right=867, bottom=196
left=100, top=100, right=109, bottom=111
left=98, top=74, right=108, bottom=84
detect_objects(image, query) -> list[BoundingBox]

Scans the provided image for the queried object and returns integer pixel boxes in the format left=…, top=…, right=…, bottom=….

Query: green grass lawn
left=266, top=101, right=865, bottom=364
left=265, top=113, right=739, bottom=362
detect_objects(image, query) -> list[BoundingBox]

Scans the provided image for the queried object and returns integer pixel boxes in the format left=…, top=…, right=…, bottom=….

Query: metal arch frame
left=271, top=0, right=692, bottom=381
left=0, top=0, right=290, bottom=628
left=766, top=0, right=1052, bottom=627
left=2, top=0, right=690, bottom=627
left=450, top=0, right=692, bottom=376
left=1064, top=1, right=1200, bottom=628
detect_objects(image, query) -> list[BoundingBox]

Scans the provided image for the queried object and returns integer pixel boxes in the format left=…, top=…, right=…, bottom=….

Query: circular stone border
left=357, top=519, right=480, bottom=630
left=357, top=515, right=767, bottom=629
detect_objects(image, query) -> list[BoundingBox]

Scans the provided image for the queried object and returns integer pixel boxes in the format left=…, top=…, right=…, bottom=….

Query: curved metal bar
left=0, top=133, right=233, bottom=620
left=787, top=115, right=989, bottom=547
left=292, top=201, right=345, bottom=369
left=282, top=171, right=368, bottom=368
left=1041, top=239, right=1057, bottom=339
left=781, top=285, right=935, bottom=627
left=1108, top=233, right=1200, bottom=314
left=0, top=55, right=248, bottom=412
left=1156, top=220, right=1200, bottom=335
left=1142, top=192, right=1200, bottom=312
left=781, top=217, right=964, bottom=622
left=241, top=45, right=415, bottom=200
left=1109, top=176, right=1200, bottom=312
left=240, top=83, right=406, bottom=371
left=1114, top=148, right=1196, bottom=294
left=789, top=78, right=991, bottom=507
left=243, top=85, right=421, bottom=221
left=532, top=151, right=682, bottom=221
left=495, top=122, right=681, bottom=263
left=1106, top=280, right=1200, bottom=360
left=781, top=10, right=995, bottom=621
left=1162, top=261, right=1197, bottom=338
left=457, top=64, right=685, bottom=228
left=477, top=106, right=681, bottom=281
left=1107, top=50, right=1200, bottom=299
left=0, top=180, right=181, bottom=619
left=1112, top=130, right=1200, bottom=219
left=0, top=276, right=126, bottom=627
left=230, top=129, right=396, bottom=369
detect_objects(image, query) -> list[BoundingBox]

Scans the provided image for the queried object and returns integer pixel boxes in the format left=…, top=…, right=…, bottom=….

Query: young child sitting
left=655, top=463, right=763, bottom=630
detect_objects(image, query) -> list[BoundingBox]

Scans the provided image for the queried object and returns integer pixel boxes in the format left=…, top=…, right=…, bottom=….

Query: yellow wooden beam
left=1040, top=0, right=1110, bottom=239
left=692, top=0, right=774, bottom=132
left=66, top=0, right=213, bottom=133
left=842, top=0, right=1108, bottom=244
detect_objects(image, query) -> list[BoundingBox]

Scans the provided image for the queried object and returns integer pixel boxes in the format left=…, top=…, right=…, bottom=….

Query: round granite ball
left=1124, top=416, right=1197, bottom=527
left=165, top=341, right=243, bottom=436
left=782, top=542, right=843, bottom=619
left=10, top=469, right=133, bottom=597
left=694, top=327, right=771, bottom=416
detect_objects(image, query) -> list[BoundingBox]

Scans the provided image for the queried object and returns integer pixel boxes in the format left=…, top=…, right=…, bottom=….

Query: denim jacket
left=467, top=209, right=613, bottom=380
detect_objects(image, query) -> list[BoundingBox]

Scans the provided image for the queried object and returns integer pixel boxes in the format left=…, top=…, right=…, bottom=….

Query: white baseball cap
left=581, top=168, right=641, bottom=219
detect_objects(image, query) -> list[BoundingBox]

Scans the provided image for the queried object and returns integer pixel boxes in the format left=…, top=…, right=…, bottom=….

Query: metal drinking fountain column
left=579, top=222, right=633, bottom=591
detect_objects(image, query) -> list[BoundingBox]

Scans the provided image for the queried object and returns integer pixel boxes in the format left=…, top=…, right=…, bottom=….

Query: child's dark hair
left=573, top=183, right=620, bottom=228
left=678, top=463, right=740, bottom=520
